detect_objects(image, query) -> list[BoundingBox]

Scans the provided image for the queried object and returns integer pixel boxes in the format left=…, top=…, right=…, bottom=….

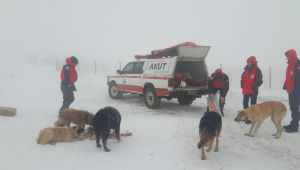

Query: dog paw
left=272, top=133, right=277, bottom=136
left=201, top=156, right=206, bottom=160
left=206, top=147, right=213, bottom=152
left=104, top=148, right=111, bottom=152
left=275, top=136, right=280, bottom=139
left=97, top=144, right=102, bottom=148
left=214, top=148, right=218, bottom=152
left=245, top=133, right=254, bottom=137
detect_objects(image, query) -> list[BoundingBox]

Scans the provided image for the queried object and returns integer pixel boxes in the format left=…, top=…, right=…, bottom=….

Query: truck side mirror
left=117, top=70, right=122, bottom=74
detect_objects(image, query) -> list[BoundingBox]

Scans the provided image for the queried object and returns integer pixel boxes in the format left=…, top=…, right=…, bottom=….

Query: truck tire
left=144, top=87, right=161, bottom=109
left=177, top=96, right=195, bottom=106
left=108, top=83, right=122, bottom=99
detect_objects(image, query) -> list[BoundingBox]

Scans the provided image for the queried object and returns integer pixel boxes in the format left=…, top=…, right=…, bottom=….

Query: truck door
left=119, top=62, right=137, bottom=93
left=124, top=62, right=144, bottom=93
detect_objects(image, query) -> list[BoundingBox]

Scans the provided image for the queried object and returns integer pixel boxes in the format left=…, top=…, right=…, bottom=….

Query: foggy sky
left=0, top=0, right=300, bottom=69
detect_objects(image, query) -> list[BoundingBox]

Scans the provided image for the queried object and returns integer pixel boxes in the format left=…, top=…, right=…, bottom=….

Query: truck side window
left=122, top=62, right=135, bottom=74
left=134, top=62, right=144, bottom=74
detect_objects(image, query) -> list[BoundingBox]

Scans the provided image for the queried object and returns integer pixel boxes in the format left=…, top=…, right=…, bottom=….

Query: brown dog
left=234, top=101, right=287, bottom=138
left=36, top=126, right=84, bottom=145
left=54, top=108, right=94, bottom=129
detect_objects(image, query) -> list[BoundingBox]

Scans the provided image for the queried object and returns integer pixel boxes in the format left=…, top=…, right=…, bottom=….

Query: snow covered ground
left=0, top=59, right=299, bottom=170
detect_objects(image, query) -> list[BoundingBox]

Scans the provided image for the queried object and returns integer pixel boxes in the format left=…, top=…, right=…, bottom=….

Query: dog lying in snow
left=54, top=108, right=94, bottom=129
left=36, top=126, right=84, bottom=145
left=234, top=101, right=287, bottom=138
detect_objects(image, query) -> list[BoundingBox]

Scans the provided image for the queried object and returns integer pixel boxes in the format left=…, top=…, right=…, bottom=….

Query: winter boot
left=285, top=126, right=299, bottom=133
left=283, top=124, right=292, bottom=129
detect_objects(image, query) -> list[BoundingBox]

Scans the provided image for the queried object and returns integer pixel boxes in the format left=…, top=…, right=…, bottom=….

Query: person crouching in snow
left=60, top=56, right=78, bottom=111
left=283, top=49, right=300, bottom=133
left=208, top=68, right=229, bottom=116
left=241, top=56, right=263, bottom=124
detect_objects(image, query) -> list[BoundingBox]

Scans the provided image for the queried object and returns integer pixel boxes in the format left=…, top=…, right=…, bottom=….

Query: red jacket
left=241, top=56, right=263, bottom=95
left=285, top=49, right=299, bottom=94
left=60, top=57, right=77, bottom=85
left=208, top=68, right=230, bottom=97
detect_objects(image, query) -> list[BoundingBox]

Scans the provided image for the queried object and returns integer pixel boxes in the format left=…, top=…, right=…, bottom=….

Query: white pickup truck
left=107, top=42, right=211, bottom=109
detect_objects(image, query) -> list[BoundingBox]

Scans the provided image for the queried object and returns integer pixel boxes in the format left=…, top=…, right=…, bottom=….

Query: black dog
left=197, top=111, right=222, bottom=160
left=93, top=106, right=121, bottom=152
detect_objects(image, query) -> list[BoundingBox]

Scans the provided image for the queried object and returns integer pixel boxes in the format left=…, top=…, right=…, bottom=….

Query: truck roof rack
left=134, top=54, right=153, bottom=60
left=135, top=42, right=202, bottom=60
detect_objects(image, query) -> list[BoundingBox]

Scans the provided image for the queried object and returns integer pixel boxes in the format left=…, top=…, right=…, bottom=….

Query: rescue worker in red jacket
left=241, top=56, right=263, bottom=123
left=208, top=68, right=229, bottom=116
left=283, top=49, right=300, bottom=133
left=60, top=56, right=78, bottom=111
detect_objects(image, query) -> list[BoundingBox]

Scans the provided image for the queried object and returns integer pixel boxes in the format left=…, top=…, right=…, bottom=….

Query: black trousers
left=288, top=93, right=300, bottom=128
left=219, top=97, right=225, bottom=114
left=243, top=93, right=258, bottom=109
left=60, top=84, right=74, bottom=111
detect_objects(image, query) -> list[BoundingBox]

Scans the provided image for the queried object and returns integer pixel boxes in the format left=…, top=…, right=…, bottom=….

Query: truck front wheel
left=108, top=83, right=122, bottom=99
left=144, top=87, right=161, bottom=109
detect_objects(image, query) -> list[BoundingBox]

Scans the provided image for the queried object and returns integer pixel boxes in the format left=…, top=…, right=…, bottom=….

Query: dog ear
left=237, top=110, right=245, bottom=116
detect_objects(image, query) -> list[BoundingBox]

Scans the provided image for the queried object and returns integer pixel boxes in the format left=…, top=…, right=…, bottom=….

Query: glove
left=220, top=97, right=225, bottom=104
left=72, top=85, right=77, bottom=91
left=252, top=85, right=258, bottom=92
left=68, top=84, right=77, bottom=91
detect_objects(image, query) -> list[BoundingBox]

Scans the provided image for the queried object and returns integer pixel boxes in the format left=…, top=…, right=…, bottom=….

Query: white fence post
left=269, top=66, right=272, bottom=89
left=94, top=60, right=97, bottom=75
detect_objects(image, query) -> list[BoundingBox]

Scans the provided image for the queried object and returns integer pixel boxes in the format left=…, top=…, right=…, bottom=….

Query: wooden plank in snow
left=0, top=106, right=17, bottom=117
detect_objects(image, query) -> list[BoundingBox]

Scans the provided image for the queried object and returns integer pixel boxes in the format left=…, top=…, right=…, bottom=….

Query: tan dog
left=54, top=108, right=94, bottom=129
left=36, top=126, right=84, bottom=145
left=234, top=101, right=287, bottom=138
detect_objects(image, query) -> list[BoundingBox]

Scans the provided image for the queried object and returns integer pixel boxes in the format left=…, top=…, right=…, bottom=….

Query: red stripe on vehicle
left=125, top=76, right=142, bottom=78
left=117, top=85, right=169, bottom=96
left=117, top=85, right=143, bottom=93
left=110, top=76, right=123, bottom=78
left=143, top=76, right=168, bottom=80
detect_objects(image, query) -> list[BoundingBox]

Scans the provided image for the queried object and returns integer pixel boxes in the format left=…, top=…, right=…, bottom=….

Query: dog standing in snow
left=234, top=101, right=287, bottom=138
left=54, top=108, right=94, bottom=129
left=198, top=95, right=222, bottom=160
left=93, top=106, right=121, bottom=152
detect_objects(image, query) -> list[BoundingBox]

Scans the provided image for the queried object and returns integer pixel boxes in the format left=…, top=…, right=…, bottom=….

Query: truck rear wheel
left=177, top=96, right=195, bottom=105
left=144, top=87, right=161, bottom=109
left=108, top=83, right=122, bottom=99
